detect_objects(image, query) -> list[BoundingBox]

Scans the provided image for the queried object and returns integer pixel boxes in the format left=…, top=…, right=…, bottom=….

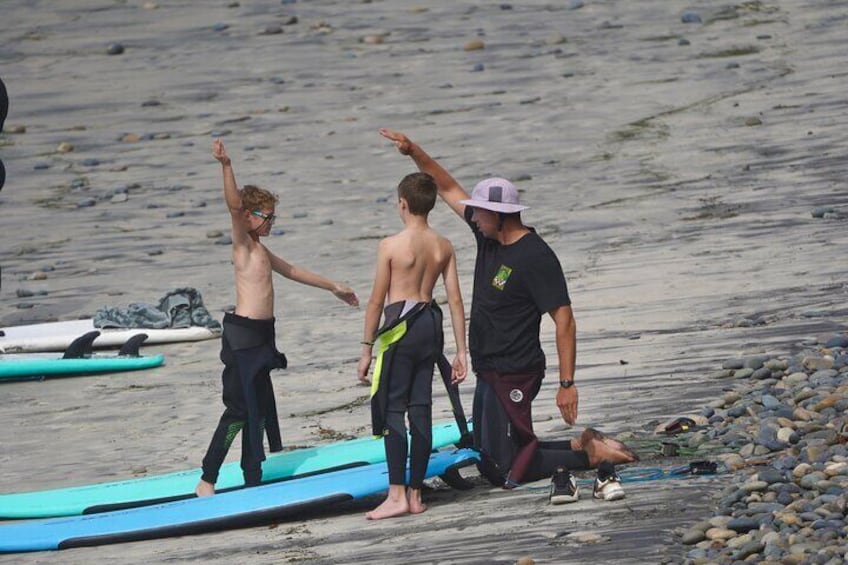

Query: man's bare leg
left=195, top=479, right=215, bottom=497
left=365, top=484, right=409, bottom=520
left=407, top=487, right=427, bottom=515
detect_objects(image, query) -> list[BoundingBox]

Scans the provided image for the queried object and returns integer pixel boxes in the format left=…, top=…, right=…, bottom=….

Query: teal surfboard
left=0, top=353, right=164, bottom=380
left=0, top=330, right=163, bottom=381
left=0, top=420, right=471, bottom=519
left=0, top=448, right=479, bottom=553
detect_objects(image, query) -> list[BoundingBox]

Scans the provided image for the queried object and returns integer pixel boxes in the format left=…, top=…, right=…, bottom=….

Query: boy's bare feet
left=365, top=486, right=409, bottom=520
left=407, top=488, right=428, bottom=515
left=195, top=480, right=215, bottom=497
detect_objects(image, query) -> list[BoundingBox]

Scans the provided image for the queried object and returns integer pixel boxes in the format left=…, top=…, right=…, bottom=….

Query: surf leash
left=501, top=459, right=727, bottom=492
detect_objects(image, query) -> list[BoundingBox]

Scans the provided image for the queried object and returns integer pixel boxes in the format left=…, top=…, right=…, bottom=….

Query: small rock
left=464, top=39, right=485, bottom=51
left=681, top=11, right=702, bottom=23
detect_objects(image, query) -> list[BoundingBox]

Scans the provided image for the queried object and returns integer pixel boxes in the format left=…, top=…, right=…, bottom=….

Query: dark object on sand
left=663, top=416, right=697, bottom=435
left=671, top=460, right=719, bottom=476
left=661, top=441, right=680, bottom=456
left=0, top=75, right=7, bottom=131
left=0, top=159, right=5, bottom=191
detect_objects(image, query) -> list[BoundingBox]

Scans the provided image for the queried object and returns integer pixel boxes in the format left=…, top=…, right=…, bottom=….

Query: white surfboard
left=0, top=319, right=221, bottom=353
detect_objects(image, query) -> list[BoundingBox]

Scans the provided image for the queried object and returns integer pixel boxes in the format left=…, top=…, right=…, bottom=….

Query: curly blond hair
left=241, top=184, right=279, bottom=211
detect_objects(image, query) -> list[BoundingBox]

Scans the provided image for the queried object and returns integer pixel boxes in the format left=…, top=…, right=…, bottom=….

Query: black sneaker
left=549, top=467, right=578, bottom=504
left=593, top=461, right=625, bottom=501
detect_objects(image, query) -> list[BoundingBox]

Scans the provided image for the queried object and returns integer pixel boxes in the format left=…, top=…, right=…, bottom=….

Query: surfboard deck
left=0, top=448, right=479, bottom=553
left=0, top=421, right=469, bottom=519
left=0, top=318, right=220, bottom=353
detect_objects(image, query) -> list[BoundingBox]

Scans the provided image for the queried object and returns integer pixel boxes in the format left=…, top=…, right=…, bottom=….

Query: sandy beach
left=1, top=0, right=847, bottom=563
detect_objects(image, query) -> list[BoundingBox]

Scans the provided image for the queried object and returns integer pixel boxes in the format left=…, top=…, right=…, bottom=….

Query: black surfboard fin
left=439, top=467, right=476, bottom=491
left=119, top=333, right=149, bottom=357
left=439, top=456, right=478, bottom=491
left=63, top=330, right=101, bottom=359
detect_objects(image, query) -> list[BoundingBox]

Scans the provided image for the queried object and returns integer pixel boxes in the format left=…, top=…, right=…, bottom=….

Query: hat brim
left=460, top=199, right=527, bottom=213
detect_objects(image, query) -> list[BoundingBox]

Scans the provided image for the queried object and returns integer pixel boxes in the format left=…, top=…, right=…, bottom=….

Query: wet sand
left=1, top=1, right=846, bottom=563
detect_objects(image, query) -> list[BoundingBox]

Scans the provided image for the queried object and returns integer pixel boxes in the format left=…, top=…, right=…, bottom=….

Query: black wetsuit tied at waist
left=201, top=312, right=287, bottom=486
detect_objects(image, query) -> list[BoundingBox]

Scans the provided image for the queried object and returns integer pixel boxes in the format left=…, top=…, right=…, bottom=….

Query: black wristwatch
left=559, top=380, right=574, bottom=389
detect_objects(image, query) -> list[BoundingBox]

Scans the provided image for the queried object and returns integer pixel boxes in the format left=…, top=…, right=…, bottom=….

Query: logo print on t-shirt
left=509, top=388, right=524, bottom=403
left=492, top=264, right=512, bottom=291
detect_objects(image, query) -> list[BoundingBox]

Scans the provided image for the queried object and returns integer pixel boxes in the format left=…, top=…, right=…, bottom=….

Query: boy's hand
left=332, top=284, right=359, bottom=306
left=379, top=128, right=413, bottom=155
left=212, top=138, right=231, bottom=166
left=450, top=353, right=467, bottom=385
left=357, top=353, right=372, bottom=385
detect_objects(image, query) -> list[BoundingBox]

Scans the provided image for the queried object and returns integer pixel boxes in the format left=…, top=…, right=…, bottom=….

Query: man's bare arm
left=379, top=128, right=469, bottom=219
left=550, top=305, right=578, bottom=425
left=268, top=253, right=359, bottom=306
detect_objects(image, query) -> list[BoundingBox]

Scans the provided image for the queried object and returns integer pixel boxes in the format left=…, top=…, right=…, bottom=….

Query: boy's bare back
left=382, top=225, right=453, bottom=304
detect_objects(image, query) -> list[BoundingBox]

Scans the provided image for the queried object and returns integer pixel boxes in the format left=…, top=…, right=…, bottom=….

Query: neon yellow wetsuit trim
left=370, top=320, right=408, bottom=437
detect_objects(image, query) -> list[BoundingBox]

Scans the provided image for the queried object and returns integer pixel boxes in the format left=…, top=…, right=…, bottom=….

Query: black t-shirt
left=465, top=207, right=571, bottom=374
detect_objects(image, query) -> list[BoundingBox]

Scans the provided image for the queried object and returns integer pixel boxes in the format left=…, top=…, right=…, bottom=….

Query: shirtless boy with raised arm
left=357, top=172, right=467, bottom=520
left=196, top=138, right=359, bottom=497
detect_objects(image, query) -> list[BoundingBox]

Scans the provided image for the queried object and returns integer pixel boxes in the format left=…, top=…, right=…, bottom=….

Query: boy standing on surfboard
left=357, top=172, right=468, bottom=520
left=196, top=139, right=359, bottom=497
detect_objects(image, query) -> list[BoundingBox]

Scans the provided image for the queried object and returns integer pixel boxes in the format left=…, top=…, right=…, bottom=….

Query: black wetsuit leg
left=200, top=414, right=244, bottom=485
left=200, top=315, right=285, bottom=487
left=528, top=442, right=590, bottom=481
left=201, top=335, right=252, bottom=485
left=383, top=309, right=437, bottom=488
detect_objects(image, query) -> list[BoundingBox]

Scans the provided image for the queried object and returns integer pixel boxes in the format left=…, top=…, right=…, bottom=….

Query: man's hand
left=556, top=385, right=578, bottom=425
left=379, top=128, right=413, bottom=155
left=212, top=138, right=231, bottom=166
left=332, top=284, right=359, bottom=306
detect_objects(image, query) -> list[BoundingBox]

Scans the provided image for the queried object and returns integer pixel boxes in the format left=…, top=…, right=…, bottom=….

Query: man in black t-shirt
left=380, top=129, right=638, bottom=487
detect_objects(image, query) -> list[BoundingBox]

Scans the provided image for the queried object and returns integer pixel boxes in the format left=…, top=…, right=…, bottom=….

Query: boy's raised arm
left=379, top=128, right=469, bottom=220
left=213, top=138, right=242, bottom=215
left=213, top=138, right=251, bottom=247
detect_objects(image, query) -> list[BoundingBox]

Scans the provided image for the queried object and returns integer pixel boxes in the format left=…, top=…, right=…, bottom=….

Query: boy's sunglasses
left=251, top=210, right=277, bottom=223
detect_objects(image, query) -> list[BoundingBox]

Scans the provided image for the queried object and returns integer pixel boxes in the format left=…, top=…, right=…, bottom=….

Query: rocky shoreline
left=673, top=333, right=848, bottom=564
